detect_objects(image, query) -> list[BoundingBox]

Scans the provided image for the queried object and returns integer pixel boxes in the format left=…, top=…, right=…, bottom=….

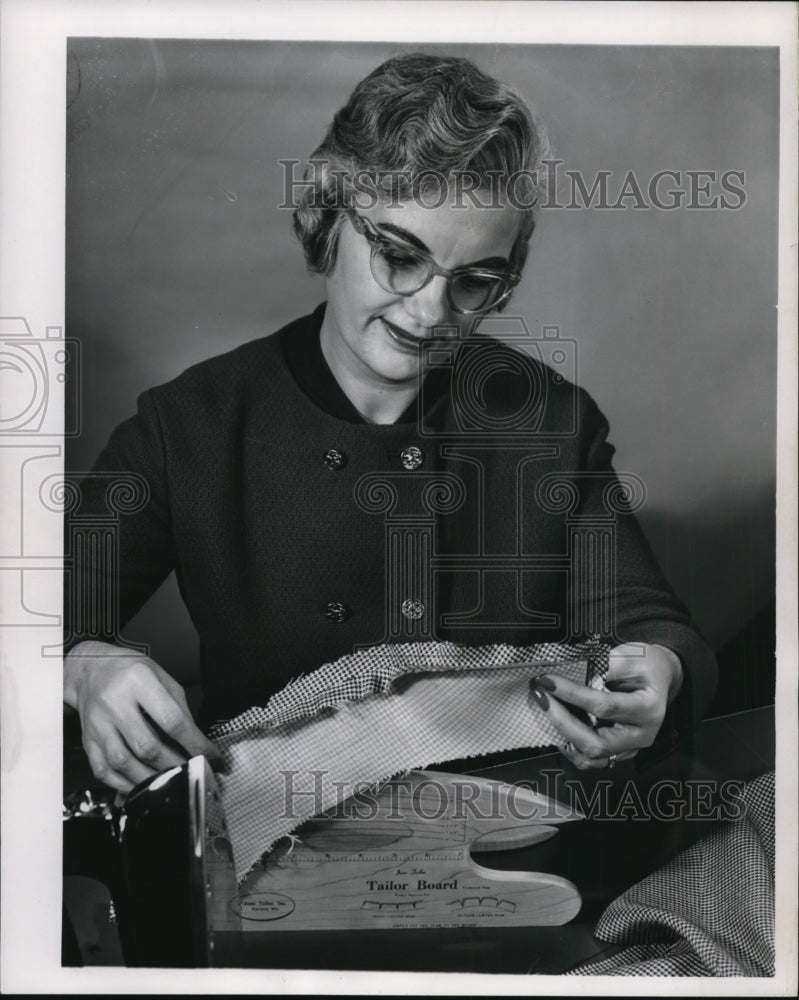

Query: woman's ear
left=320, top=210, right=345, bottom=276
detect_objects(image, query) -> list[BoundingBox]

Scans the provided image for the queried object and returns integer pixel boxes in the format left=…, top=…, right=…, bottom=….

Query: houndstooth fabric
left=211, top=640, right=609, bottom=879
left=210, top=638, right=609, bottom=737
left=571, top=770, right=775, bottom=977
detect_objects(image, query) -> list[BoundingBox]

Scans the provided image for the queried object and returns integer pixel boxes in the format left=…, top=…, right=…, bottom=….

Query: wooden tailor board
left=219, top=770, right=584, bottom=932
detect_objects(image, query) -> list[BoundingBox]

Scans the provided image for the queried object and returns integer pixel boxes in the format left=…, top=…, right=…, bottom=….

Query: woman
left=64, top=53, right=717, bottom=793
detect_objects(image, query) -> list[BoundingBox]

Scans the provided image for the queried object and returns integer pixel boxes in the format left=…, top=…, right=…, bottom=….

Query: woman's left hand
left=529, top=643, right=683, bottom=770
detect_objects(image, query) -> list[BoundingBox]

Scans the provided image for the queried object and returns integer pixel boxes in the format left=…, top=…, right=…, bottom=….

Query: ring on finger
left=562, top=741, right=574, bottom=754
left=607, top=753, right=617, bottom=769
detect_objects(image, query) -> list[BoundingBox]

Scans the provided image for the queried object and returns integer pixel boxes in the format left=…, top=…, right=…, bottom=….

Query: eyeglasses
left=346, top=208, right=520, bottom=315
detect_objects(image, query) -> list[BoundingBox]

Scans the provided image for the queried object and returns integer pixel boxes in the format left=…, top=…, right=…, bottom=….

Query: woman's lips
left=381, top=318, right=424, bottom=352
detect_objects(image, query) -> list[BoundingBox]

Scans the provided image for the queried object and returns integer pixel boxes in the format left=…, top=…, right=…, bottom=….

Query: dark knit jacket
left=67, top=304, right=717, bottom=747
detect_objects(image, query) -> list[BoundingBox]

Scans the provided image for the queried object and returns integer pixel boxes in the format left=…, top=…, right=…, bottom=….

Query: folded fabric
left=212, top=639, right=609, bottom=879
left=571, top=770, right=775, bottom=977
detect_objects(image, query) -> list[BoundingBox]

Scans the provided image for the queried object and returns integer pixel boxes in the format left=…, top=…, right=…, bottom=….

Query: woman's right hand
left=64, top=640, right=224, bottom=794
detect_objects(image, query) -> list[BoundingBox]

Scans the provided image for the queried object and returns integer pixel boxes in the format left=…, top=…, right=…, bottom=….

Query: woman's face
left=320, top=197, right=522, bottom=407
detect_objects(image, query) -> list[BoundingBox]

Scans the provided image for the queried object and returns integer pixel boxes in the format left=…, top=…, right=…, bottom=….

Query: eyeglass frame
left=345, top=207, right=521, bottom=315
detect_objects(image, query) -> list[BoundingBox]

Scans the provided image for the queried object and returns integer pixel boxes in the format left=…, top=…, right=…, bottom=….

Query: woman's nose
left=404, top=274, right=450, bottom=329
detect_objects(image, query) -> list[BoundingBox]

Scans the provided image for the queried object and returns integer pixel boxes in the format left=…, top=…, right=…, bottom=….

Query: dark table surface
left=217, top=705, right=776, bottom=973
left=64, top=704, right=775, bottom=971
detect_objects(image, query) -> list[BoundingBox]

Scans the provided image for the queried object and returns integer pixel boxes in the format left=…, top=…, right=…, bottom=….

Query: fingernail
left=536, top=675, right=557, bottom=691
left=529, top=681, right=549, bottom=711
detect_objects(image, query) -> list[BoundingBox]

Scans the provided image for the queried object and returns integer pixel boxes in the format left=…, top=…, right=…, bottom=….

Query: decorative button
left=400, top=446, right=423, bottom=470
left=324, top=601, right=351, bottom=623
left=401, top=599, right=425, bottom=620
left=323, top=448, right=347, bottom=471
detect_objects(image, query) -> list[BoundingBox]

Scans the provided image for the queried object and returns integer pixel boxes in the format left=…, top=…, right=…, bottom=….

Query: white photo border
left=0, top=1, right=796, bottom=995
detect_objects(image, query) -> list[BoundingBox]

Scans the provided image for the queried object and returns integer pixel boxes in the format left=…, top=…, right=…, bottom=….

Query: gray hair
left=292, top=53, right=551, bottom=286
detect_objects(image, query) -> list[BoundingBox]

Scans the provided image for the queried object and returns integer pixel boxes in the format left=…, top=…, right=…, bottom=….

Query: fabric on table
left=571, top=769, right=774, bottom=977
left=212, top=640, right=609, bottom=879
left=210, top=638, right=608, bottom=737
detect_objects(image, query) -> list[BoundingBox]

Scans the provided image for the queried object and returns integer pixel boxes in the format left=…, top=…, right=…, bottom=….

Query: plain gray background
left=65, top=39, right=778, bottom=693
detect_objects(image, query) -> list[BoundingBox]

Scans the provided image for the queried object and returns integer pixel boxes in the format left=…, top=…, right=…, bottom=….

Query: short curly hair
left=292, top=53, right=551, bottom=285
